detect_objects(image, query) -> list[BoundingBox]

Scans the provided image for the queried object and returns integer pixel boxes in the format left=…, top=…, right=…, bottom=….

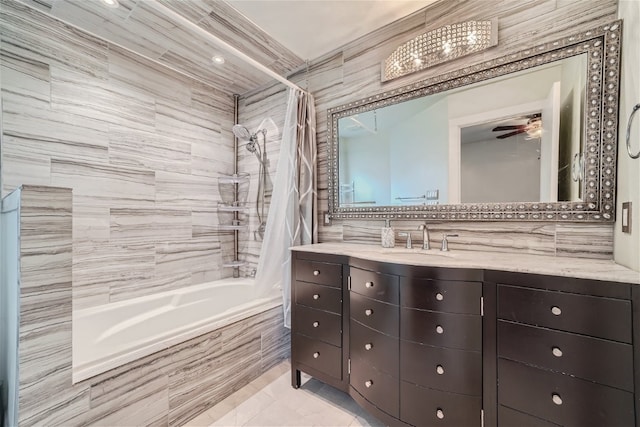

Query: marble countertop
left=291, top=242, right=640, bottom=284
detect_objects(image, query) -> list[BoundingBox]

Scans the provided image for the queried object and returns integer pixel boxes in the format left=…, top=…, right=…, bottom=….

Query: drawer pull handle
left=436, top=292, right=444, bottom=301
left=365, top=281, right=374, bottom=288
left=365, top=309, right=373, bottom=316
left=552, top=346, right=563, bottom=357
left=365, top=343, right=373, bottom=351
left=436, top=409, right=444, bottom=419
left=552, top=393, right=563, bottom=405
left=436, top=365, right=445, bottom=375
left=313, top=294, right=320, bottom=300
left=313, top=352, right=320, bottom=359
left=312, top=321, right=319, bottom=328
left=436, top=325, right=444, bottom=334
left=365, top=380, right=373, bottom=388
left=313, top=270, right=320, bottom=276
left=551, top=306, right=562, bottom=316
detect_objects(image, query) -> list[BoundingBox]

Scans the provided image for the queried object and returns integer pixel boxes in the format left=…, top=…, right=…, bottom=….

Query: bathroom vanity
left=290, top=243, right=640, bottom=427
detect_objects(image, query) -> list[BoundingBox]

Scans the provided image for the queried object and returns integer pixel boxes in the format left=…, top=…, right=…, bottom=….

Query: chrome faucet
left=441, top=233, right=459, bottom=251
left=418, top=224, right=430, bottom=250
left=398, top=232, right=412, bottom=249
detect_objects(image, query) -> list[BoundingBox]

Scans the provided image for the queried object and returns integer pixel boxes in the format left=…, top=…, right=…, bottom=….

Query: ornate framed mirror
left=327, top=21, right=621, bottom=222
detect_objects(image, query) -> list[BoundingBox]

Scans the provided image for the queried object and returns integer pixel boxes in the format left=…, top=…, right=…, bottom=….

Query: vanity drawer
left=497, top=285, right=631, bottom=343
left=351, top=319, right=399, bottom=377
left=400, top=340, right=481, bottom=395
left=350, top=355, right=399, bottom=418
left=400, top=381, right=481, bottom=427
left=498, top=358, right=635, bottom=427
left=350, top=267, right=399, bottom=304
left=292, top=333, right=342, bottom=380
left=498, top=405, right=561, bottom=427
left=498, top=320, right=633, bottom=391
left=295, top=305, right=341, bottom=347
left=350, top=292, right=399, bottom=337
left=401, top=277, right=481, bottom=314
left=401, top=307, right=481, bottom=351
left=295, top=281, right=342, bottom=314
left=295, top=259, right=342, bottom=288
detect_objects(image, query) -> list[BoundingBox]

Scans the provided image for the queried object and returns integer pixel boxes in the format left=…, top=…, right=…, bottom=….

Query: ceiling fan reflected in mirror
left=492, top=113, right=542, bottom=140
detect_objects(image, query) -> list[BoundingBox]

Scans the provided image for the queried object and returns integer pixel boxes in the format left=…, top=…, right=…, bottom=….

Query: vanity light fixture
left=382, top=18, right=498, bottom=82
left=100, top=0, right=120, bottom=8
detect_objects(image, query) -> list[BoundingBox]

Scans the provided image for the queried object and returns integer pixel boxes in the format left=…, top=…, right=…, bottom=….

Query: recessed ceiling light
left=212, top=55, right=225, bottom=65
left=101, top=0, right=119, bottom=8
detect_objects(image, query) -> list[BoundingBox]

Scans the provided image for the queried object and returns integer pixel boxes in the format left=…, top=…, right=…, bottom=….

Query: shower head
left=246, top=141, right=258, bottom=153
left=232, top=124, right=253, bottom=141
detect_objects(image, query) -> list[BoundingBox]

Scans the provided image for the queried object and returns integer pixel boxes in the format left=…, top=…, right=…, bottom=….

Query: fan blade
left=496, top=129, right=525, bottom=139
left=492, top=125, right=526, bottom=131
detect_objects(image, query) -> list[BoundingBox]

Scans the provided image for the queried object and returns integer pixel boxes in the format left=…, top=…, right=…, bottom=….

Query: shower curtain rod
left=147, top=0, right=305, bottom=93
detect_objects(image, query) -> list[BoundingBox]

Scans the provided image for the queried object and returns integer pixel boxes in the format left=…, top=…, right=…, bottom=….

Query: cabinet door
left=401, top=277, right=481, bottom=314
left=295, top=259, right=342, bottom=287
left=401, top=307, right=481, bottom=351
left=351, top=292, right=399, bottom=337
left=295, top=281, right=342, bottom=314
left=351, top=319, right=399, bottom=378
left=400, top=340, right=481, bottom=395
left=401, top=381, right=481, bottom=427
left=498, top=320, right=633, bottom=391
left=498, top=358, right=635, bottom=427
left=497, top=285, right=632, bottom=343
left=295, top=305, right=342, bottom=347
left=350, top=267, right=399, bottom=304
left=350, top=355, right=399, bottom=418
left=292, top=333, right=342, bottom=380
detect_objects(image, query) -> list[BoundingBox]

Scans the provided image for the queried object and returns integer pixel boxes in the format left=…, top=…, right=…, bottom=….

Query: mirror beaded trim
left=327, top=21, right=621, bottom=222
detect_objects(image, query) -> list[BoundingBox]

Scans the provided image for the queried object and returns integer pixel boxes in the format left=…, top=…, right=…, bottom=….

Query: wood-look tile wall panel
left=241, top=0, right=618, bottom=260
left=1, top=0, right=240, bottom=309
left=16, top=186, right=290, bottom=425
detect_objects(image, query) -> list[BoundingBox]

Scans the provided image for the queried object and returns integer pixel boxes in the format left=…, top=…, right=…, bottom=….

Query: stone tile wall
left=1, top=0, right=238, bottom=309
left=16, top=184, right=289, bottom=427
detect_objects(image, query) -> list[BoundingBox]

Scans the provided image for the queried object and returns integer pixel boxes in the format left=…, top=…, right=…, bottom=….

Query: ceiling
left=19, top=0, right=436, bottom=95
left=225, top=0, right=437, bottom=61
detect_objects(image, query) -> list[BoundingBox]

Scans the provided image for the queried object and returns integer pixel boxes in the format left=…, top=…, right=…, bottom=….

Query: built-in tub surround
left=73, top=278, right=281, bottom=383
left=12, top=186, right=290, bottom=426
left=292, top=242, right=640, bottom=284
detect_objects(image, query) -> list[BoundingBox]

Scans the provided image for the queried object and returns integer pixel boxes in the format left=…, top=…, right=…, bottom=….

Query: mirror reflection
left=337, top=53, right=586, bottom=207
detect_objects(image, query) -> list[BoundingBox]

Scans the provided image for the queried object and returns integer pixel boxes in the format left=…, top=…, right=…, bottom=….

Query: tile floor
left=185, top=360, right=384, bottom=427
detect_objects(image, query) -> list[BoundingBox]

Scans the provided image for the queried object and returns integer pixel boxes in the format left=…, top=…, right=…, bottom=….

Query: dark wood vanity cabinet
left=291, top=251, right=348, bottom=391
left=349, top=266, right=401, bottom=419
left=488, top=270, right=637, bottom=427
left=400, top=275, right=483, bottom=427
left=291, top=250, right=639, bottom=427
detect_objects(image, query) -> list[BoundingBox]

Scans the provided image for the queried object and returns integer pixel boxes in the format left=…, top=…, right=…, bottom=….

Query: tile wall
left=1, top=0, right=239, bottom=309
left=240, top=0, right=619, bottom=260
left=15, top=185, right=289, bottom=426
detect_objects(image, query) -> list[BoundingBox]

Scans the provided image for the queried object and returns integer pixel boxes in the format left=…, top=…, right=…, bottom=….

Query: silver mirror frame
left=327, top=21, right=621, bottom=222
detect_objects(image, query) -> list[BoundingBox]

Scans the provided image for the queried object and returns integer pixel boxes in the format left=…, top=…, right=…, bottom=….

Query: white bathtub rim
left=72, top=294, right=282, bottom=384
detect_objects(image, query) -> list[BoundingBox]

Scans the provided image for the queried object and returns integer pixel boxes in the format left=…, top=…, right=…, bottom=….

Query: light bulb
left=101, top=0, right=119, bottom=8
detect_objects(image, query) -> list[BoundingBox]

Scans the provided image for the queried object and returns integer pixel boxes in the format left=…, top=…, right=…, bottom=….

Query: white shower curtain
left=254, top=88, right=317, bottom=328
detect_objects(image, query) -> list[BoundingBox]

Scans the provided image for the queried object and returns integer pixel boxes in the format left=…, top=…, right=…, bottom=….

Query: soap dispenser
left=381, top=219, right=395, bottom=248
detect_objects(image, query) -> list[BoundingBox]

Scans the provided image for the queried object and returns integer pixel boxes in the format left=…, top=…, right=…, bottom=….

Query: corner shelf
left=217, top=173, right=250, bottom=273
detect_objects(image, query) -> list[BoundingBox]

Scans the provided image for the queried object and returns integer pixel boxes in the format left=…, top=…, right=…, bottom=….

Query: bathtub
left=72, top=278, right=281, bottom=383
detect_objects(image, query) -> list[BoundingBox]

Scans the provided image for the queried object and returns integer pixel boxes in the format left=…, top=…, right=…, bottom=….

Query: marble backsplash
left=320, top=220, right=614, bottom=259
